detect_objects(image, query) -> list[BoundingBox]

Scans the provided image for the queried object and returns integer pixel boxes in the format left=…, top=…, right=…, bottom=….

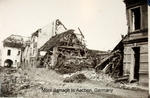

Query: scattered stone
left=63, top=73, right=87, bottom=83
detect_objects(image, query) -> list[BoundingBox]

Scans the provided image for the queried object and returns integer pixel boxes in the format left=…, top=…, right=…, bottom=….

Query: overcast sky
left=0, top=0, right=128, bottom=51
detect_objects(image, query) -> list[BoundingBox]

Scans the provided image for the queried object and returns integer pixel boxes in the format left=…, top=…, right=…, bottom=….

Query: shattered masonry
left=1, top=0, right=149, bottom=88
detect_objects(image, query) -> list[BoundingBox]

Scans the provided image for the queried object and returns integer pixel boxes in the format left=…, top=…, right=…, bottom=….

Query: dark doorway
left=4, top=59, right=13, bottom=68
left=132, top=47, right=140, bottom=80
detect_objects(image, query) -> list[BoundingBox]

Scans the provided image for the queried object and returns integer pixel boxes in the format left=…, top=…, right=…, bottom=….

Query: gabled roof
left=39, top=29, right=81, bottom=51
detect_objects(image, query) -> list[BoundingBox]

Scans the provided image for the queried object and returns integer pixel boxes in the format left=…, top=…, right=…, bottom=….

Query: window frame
left=128, top=6, right=142, bottom=32
left=7, top=49, right=11, bottom=56
left=17, top=50, right=20, bottom=56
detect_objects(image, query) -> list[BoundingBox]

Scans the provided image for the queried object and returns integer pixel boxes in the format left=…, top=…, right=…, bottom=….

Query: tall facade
left=21, top=19, right=67, bottom=68
left=123, top=0, right=148, bottom=86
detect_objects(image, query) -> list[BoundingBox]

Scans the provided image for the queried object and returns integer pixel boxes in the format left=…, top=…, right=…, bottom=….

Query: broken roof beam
left=56, top=19, right=67, bottom=30
left=39, top=30, right=74, bottom=51
left=58, top=46, right=82, bottom=50
left=78, top=27, right=84, bottom=38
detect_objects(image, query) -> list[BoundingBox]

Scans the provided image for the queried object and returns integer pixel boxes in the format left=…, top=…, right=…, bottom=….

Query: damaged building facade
left=1, top=35, right=30, bottom=68
left=21, top=19, right=92, bottom=73
left=123, top=0, right=148, bottom=86
left=21, top=19, right=67, bottom=68
left=95, top=0, right=148, bottom=87
left=1, top=19, right=91, bottom=71
left=38, top=29, right=90, bottom=73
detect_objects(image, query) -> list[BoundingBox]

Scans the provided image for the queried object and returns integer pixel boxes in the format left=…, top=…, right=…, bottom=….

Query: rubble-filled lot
left=0, top=67, right=148, bottom=98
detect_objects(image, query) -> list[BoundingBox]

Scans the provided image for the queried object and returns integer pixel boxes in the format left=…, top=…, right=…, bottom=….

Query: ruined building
left=95, top=0, right=148, bottom=87
left=38, top=29, right=88, bottom=69
left=123, top=0, right=148, bottom=86
left=21, top=19, right=67, bottom=68
left=1, top=19, right=89, bottom=71
left=21, top=19, right=91, bottom=73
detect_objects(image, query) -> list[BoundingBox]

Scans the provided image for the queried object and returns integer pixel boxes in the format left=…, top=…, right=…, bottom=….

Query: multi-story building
left=123, top=0, right=148, bottom=86
left=1, top=35, right=29, bottom=68
left=22, top=19, right=67, bottom=68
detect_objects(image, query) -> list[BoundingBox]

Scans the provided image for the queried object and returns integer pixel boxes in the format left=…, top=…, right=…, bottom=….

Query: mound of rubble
left=55, top=58, right=93, bottom=74
left=80, top=70, right=114, bottom=82
left=0, top=67, right=64, bottom=97
left=63, top=73, right=87, bottom=83
left=0, top=70, right=29, bottom=97
left=63, top=70, right=114, bottom=86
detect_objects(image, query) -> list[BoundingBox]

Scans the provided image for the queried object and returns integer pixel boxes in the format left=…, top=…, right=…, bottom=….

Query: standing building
left=123, top=0, right=148, bottom=86
left=1, top=35, right=24, bottom=67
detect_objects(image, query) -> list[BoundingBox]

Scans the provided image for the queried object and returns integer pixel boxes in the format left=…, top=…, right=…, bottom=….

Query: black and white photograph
left=0, top=0, right=149, bottom=97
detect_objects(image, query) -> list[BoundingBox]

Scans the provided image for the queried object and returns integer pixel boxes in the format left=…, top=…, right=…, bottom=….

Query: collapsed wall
left=37, top=30, right=94, bottom=74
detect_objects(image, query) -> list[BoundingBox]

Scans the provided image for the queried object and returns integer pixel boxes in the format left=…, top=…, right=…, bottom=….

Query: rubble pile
left=55, top=58, right=93, bottom=74
left=0, top=68, right=64, bottom=97
left=38, top=30, right=94, bottom=74
left=62, top=70, right=114, bottom=85
left=1, top=72, right=30, bottom=97
left=63, top=73, right=87, bottom=83
left=95, top=50, right=123, bottom=77
left=80, top=70, right=114, bottom=84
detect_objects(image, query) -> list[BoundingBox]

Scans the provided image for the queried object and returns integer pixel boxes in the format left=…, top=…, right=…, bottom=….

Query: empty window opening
left=17, top=51, right=20, bottom=55
left=7, top=50, right=11, bottom=56
left=131, top=7, right=141, bottom=31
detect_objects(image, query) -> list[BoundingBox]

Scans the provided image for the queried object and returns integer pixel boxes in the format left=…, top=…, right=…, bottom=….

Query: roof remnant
left=39, top=29, right=83, bottom=51
left=3, top=34, right=30, bottom=48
